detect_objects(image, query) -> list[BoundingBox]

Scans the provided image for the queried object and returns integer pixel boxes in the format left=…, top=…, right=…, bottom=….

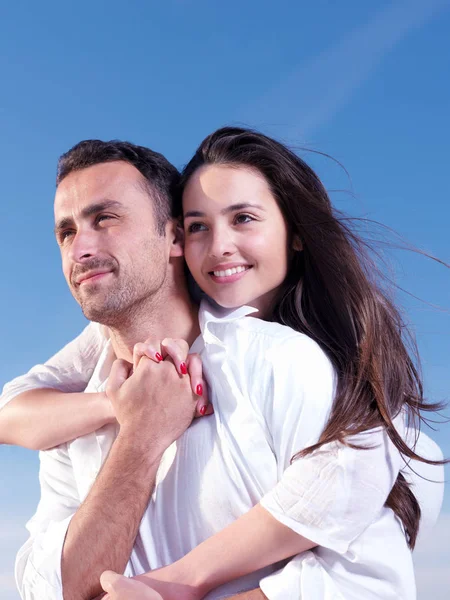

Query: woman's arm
left=0, top=389, right=115, bottom=449
left=177, top=504, right=314, bottom=594
left=135, top=503, right=315, bottom=599
left=0, top=322, right=108, bottom=449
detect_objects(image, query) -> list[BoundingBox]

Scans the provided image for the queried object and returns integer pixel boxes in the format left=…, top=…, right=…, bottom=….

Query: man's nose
left=68, top=229, right=100, bottom=263
left=209, top=228, right=236, bottom=258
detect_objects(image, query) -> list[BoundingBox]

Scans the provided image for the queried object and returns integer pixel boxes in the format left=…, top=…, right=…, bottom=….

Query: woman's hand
left=132, top=337, right=213, bottom=417
left=100, top=571, right=163, bottom=599
left=100, top=564, right=203, bottom=600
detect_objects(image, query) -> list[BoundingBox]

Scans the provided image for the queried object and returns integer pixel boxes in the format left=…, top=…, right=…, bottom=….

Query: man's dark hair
left=56, top=140, right=181, bottom=234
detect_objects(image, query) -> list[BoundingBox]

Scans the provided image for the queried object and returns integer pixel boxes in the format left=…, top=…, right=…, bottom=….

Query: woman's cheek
left=184, top=244, right=202, bottom=276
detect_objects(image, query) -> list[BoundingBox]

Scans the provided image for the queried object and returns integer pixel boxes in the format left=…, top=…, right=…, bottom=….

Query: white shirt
left=2, top=300, right=444, bottom=600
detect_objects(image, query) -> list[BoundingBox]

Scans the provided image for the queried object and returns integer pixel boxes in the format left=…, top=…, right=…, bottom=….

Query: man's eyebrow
left=184, top=203, right=265, bottom=219
left=54, top=200, right=124, bottom=234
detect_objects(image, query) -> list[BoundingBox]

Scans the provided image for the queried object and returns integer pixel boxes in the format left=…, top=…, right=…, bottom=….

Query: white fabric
left=0, top=321, right=107, bottom=410
left=2, top=300, right=444, bottom=600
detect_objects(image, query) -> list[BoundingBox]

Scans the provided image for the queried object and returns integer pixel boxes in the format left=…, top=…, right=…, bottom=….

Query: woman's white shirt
left=2, top=300, right=444, bottom=600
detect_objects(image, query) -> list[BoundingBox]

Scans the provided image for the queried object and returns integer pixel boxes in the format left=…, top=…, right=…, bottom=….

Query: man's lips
left=76, top=271, right=112, bottom=286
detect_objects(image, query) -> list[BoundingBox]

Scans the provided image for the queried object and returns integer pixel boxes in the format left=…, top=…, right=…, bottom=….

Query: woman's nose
left=209, top=229, right=236, bottom=258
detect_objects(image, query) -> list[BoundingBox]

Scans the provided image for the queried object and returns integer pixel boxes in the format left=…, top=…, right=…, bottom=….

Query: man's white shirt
left=3, top=300, right=444, bottom=600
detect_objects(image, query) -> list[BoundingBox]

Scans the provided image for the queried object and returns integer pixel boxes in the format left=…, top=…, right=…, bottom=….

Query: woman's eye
left=234, top=213, right=254, bottom=225
left=187, top=222, right=207, bottom=234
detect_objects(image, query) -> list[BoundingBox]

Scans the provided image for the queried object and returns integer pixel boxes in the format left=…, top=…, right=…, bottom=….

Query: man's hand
left=132, top=337, right=212, bottom=417
left=101, top=571, right=163, bottom=600
left=106, top=351, right=200, bottom=452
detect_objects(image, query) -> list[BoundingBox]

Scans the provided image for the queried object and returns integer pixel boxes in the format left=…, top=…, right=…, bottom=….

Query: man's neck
left=107, top=281, right=200, bottom=364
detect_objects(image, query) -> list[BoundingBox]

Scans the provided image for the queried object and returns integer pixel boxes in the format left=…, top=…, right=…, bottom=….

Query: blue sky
left=1, top=0, right=449, bottom=598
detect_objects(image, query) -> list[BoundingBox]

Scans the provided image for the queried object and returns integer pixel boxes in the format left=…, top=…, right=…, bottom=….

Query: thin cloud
left=0, top=572, right=17, bottom=590
left=239, top=0, right=450, bottom=138
left=0, top=517, right=28, bottom=600
left=415, top=512, right=450, bottom=599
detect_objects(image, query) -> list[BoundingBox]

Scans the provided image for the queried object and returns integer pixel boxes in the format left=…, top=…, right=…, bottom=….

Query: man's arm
left=61, top=356, right=199, bottom=600
left=62, top=428, right=163, bottom=600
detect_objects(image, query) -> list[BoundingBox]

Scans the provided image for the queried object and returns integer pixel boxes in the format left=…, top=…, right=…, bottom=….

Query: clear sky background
left=0, top=1, right=449, bottom=598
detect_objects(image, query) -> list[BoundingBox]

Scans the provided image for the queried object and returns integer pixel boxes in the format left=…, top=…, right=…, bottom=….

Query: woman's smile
left=183, top=164, right=289, bottom=317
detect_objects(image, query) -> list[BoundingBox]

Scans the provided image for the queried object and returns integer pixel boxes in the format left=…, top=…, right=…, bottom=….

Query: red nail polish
left=196, top=384, right=203, bottom=396
left=155, top=352, right=163, bottom=362
left=180, top=362, right=188, bottom=375
left=200, top=405, right=207, bottom=416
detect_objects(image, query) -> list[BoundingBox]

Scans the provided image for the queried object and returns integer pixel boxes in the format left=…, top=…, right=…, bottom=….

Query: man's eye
left=234, top=213, right=254, bottom=225
left=97, top=214, right=113, bottom=224
left=187, top=222, right=207, bottom=234
left=60, top=230, right=74, bottom=242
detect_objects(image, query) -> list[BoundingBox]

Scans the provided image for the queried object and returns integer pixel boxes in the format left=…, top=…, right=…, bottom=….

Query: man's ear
left=168, top=218, right=184, bottom=257
left=292, top=235, right=303, bottom=251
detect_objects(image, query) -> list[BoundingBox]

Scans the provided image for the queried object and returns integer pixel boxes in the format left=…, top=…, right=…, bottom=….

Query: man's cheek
left=62, top=263, right=73, bottom=288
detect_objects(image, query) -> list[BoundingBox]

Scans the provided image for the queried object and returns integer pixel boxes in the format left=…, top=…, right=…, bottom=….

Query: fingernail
left=155, top=352, right=163, bottom=362
left=196, top=384, right=203, bottom=396
left=180, top=362, right=188, bottom=375
left=200, top=405, right=207, bottom=416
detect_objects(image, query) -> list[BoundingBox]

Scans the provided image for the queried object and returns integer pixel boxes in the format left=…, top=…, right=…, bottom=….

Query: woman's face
left=183, top=164, right=290, bottom=318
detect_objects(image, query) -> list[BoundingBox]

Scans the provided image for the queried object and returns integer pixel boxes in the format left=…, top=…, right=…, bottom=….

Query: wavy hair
left=180, top=126, right=447, bottom=548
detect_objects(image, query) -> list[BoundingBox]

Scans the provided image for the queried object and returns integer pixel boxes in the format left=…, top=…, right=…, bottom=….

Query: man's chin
left=80, top=300, right=114, bottom=324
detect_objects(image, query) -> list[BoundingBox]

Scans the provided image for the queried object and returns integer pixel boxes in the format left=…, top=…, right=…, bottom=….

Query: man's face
left=54, top=161, right=175, bottom=325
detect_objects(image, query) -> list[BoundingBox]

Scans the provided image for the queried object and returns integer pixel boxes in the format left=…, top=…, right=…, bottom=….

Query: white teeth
left=213, top=265, right=248, bottom=277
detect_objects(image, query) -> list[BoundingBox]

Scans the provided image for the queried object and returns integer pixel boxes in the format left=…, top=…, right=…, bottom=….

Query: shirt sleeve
left=259, top=332, right=336, bottom=473
left=258, top=332, right=403, bottom=552
left=1, top=322, right=107, bottom=410
left=15, top=446, right=80, bottom=600
left=261, top=428, right=403, bottom=555
left=259, top=430, right=443, bottom=600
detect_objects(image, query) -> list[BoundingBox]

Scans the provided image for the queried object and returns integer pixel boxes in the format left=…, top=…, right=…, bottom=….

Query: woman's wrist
left=91, top=391, right=116, bottom=425
left=168, top=550, right=215, bottom=596
left=142, top=551, right=213, bottom=600
left=136, top=558, right=208, bottom=600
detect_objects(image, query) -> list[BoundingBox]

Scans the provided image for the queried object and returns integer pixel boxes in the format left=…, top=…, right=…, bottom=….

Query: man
left=9, top=139, right=445, bottom=600
left=14, top=140, right=268, bottom=600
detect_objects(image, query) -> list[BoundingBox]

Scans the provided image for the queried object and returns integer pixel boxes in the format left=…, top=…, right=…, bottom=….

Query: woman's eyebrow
left=184, top=203, right=265, bottom=219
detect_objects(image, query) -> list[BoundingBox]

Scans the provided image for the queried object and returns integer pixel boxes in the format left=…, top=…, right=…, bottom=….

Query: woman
left=2, top=128, right=446, bottom=599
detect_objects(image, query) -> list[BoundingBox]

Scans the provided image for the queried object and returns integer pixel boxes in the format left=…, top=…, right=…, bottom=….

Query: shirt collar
left=199, top=298, right=259, bottom=344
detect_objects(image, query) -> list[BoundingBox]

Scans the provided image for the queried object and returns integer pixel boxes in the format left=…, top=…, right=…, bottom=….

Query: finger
left=187, top=353, right=212, bottom=417
left=106, top=360, right=132, bottom=396
left=100, top=571, right=163, bottom=599
left=100, top=570, right=121, bottom=593
left=160, top=338, right=190, bottom=375
left=186, top=353, right=205, bottom=397
left=194, top=397, right=214, bottom=418
left=133, top=342, right=163, bottom=371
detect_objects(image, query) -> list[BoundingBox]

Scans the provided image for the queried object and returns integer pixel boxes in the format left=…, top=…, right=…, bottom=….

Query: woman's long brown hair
left=180, top=126, right=447, bottom=549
